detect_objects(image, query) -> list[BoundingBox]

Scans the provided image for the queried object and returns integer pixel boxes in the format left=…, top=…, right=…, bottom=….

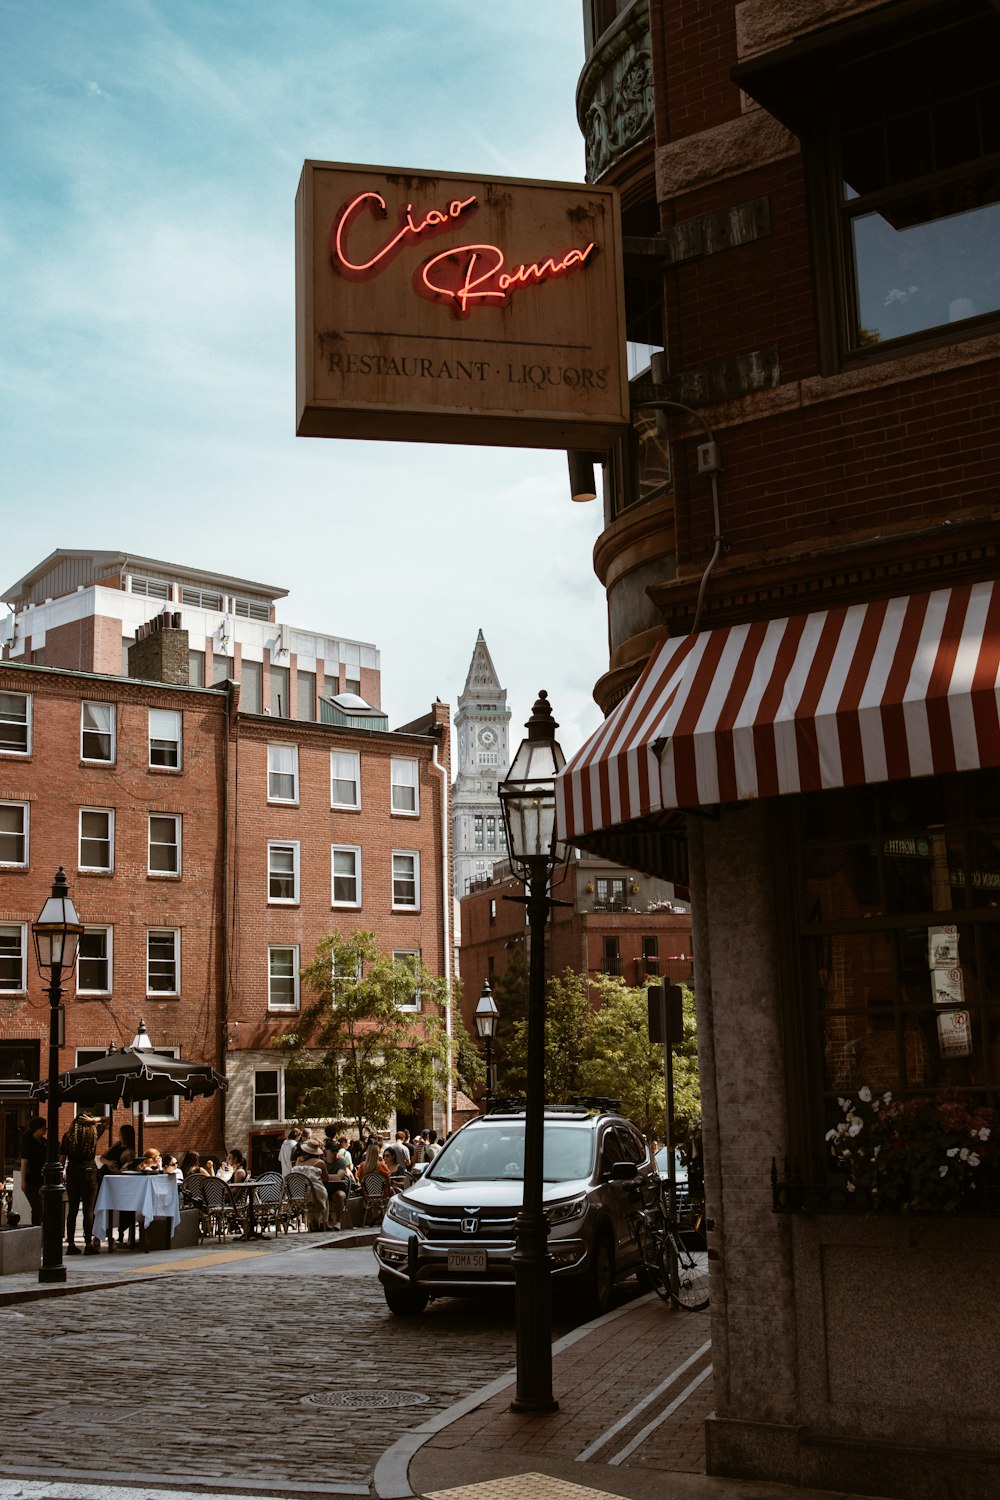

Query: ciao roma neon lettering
left=330, top=184, right=597, bottom=315
left=332, top=190, right=478, bottom=276
left=420, top=242, right=596, bottom=315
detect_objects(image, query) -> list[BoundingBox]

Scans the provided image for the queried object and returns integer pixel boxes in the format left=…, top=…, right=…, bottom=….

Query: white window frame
left=148, top=708, right=182, bottom=770
left=146, top=928, right=180, bottom=996
left=79, top=807, right=114, bottom=873
left=0, top=922, right=27, bottom=994
left=268, top=944, right=300, bottom=1012
left=392, top=949, right=422, bottom=1011
left=0, top=801, right=29, bottom=868
left=0, top=691, right=31, bottom=756
left=330, top=750, right=361, bottom=809
left=77, top=926, right=113, bottom=997
left=331, top=952, right=363, bottom=1006
left=81, top=701, right=115, bottom=763
left=253, top=1067, right=284, bottom=1123
left=392, top=850, right=420, bottom=910
left=391, top=757, right=419, bottom=815
left=268, top=841, right=300, bottom=904
left=144, top=1047, right=181, bottom=1122
left=267, top=742, right=299, bottom=804
left=331, top=844, right=362, bottom=907
left=148, top=813, right=181, bottom=876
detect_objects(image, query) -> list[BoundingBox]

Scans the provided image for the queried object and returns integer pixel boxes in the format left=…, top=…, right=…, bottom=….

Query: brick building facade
left=560, top=2, right=1000, bottom=1495
left=1, top=554, right=454, bottom=1180
left=458, top=854, right=692, bottom=1032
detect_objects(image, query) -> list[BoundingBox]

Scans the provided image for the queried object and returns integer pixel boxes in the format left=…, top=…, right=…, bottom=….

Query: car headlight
left=547, top=1193, right=588, bottom=1225
left=385, top=1196, right=421, bottom=1229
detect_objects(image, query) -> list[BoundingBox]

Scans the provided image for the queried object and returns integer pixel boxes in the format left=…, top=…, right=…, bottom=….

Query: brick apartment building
left=458, top=853, right=692, bottom=1035
left=557, top=2, right=1000, bottom=1495
left=0, top=550, right=453, bottom=1180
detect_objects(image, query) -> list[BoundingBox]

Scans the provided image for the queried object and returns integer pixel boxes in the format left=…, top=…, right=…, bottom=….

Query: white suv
left=373, top=1103, right=655, bottom=1317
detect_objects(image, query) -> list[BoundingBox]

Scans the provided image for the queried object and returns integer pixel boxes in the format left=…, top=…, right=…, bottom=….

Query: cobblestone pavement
left=0, top=1245, right=525, bottom=1496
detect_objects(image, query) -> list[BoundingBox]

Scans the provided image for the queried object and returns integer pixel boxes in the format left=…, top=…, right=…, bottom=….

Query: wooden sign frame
left=296, top=160, right=628, bottom=450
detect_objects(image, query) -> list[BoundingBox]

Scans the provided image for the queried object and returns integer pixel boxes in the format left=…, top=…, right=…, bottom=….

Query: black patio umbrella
left=32, top=1048, right=227, bottom=1109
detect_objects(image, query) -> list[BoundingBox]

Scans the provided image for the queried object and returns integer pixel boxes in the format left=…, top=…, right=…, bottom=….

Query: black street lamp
left=131, top=1019, right=154, bottom=1153
left=474, top=979, right=499, bottom=1106
left=498, top=689, right=567, bottom=1414
left=32, top=868, right=84, bottom=1284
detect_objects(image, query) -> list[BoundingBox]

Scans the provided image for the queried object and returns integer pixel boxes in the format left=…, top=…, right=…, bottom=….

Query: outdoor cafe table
left=94, top=1173, right=181, bottom=1245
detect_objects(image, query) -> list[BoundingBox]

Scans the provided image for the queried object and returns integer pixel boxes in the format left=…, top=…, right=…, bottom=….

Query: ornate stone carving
left=579, top=6, right=654, bottom=182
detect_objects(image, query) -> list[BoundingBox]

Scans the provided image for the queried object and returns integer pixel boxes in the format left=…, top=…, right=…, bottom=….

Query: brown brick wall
left=0, top=664, right=228, bottom=1149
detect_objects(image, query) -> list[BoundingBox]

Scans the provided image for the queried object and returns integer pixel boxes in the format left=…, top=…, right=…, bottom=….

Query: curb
left=372, top=1292, right=658, bottom=1500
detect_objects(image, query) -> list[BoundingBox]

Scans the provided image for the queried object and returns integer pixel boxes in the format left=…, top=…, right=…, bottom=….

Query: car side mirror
left=607, top=1160, right=639, bottom=1182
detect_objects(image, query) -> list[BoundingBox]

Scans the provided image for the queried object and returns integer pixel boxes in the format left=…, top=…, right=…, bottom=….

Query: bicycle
left=629, top=1172, right=710, bottom=1311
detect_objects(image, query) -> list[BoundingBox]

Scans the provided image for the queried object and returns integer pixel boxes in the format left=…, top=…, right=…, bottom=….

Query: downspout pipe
left=430, top=739, right=454, bottom=1137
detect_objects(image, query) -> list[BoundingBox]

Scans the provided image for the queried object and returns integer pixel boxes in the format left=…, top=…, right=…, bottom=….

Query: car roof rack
left=569, top=1094, right=621, bottom=1113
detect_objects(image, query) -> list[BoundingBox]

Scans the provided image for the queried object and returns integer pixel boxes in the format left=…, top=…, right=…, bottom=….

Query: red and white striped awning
left=556, top=580, right=1000, bottom=843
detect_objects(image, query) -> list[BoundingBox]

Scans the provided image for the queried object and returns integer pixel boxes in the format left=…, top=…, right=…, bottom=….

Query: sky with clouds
left=0, top=0, right=611, bottom=756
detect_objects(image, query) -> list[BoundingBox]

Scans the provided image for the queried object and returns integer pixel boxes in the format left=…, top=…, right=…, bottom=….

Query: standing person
left=393, top=1130, right=411, bottom=1167
left=294, top=1139, right=332, bottom=1230
left=421, top=1129, right=440, bottom=1162
left=60, top=1109, right=107, bottom=1255
left=18, top=1117, right=47, bottom=1227
left=410, top=1134, right=425, bottom=1167
left=278, top=1127, right=301, bottom=1177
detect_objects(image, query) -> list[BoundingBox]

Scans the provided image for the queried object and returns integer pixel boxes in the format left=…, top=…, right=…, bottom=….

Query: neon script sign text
left=330, top=189, right=596, bottom=317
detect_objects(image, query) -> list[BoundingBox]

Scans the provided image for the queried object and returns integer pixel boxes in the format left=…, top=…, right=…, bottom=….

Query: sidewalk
left=0, top=1224, right=375, bottom=1306
left=377, top=1293, right=890, bottom=1500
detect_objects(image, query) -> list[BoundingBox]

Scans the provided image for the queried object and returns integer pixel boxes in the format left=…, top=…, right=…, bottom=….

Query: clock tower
left=452, top=630, right=511, bottom=897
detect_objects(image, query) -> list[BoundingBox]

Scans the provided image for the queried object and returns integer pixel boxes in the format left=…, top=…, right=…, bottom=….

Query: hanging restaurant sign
left=295, top=161, right=628, bottom=449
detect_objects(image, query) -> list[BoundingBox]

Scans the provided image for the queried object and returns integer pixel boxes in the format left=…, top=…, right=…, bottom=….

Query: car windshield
left=427, top=1121, right=595, bottom=1183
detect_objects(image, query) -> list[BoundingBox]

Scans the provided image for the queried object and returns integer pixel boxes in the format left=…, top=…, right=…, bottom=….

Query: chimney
left=127, top=611, right=189, bottom=685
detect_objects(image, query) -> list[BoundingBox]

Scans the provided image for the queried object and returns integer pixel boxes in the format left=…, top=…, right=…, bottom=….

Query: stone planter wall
left=0, top=1226, right=42, bottom=1275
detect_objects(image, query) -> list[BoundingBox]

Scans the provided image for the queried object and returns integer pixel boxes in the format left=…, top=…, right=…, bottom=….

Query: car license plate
left=448, top=1249, right=488, bottom=1273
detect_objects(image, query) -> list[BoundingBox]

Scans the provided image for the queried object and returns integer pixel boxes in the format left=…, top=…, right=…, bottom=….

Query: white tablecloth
left=93, top=1175, right=181, bottom=1239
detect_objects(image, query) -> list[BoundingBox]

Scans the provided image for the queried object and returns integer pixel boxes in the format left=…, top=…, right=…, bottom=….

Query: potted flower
left=827, top=1088, right=998, bottom=1213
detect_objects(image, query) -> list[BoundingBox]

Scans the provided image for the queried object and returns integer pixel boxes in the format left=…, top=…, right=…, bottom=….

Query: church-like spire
left=460, top=629, right=503, bottom=700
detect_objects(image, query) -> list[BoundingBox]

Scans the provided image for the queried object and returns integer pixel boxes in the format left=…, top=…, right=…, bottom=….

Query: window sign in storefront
left=928, top=925, right=972, bottom=1058
left=296, top=161, right=628, bottom=449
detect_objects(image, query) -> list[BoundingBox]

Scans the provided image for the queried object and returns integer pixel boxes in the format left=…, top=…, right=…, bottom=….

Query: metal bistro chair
left=252, top=1175, right=284, bottom=1234
left=181, top=1172, right=209, bottom=1241
left=359, top=1171, right=390, bottom=1227
left=281, top=1171, right=311, bottom=1233
left=201, top=1176, right=247, bottom=1240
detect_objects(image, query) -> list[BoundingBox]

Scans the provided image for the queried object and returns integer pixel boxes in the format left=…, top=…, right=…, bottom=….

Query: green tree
left=503, top=968, right=596, bottom=1102
left=580, top=979, right=701, bottom=1150
left=274, top=930, right=452, bottom=1135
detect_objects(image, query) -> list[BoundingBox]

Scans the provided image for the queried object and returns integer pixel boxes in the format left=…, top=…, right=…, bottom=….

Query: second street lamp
left=498, top=689, right=568, bottom=1414
left=475, top=979, right=499, bottom=1106
left=32, top=867, right=84, bottom=1284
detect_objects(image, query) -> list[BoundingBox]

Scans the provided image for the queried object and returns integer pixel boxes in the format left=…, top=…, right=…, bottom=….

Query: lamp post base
left=38, top=1265, right=67, bottom=1284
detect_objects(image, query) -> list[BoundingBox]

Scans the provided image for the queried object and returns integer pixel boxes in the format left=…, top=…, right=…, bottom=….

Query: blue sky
left=0, top=0, right=609, bottom=753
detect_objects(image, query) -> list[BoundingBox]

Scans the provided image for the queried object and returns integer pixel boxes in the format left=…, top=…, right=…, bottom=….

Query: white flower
left=847, top=1115, right=863, bottom=1137
left=859, top=1085, right=872, bottom=1103
left=939, top=1165, right=949, bottom=1177
left=947, top=1148, right=959, bottom=1157
left=825, top=1129, right=837, bottom=1142
left=883, top=1092, right=893, bottom=1104
left=846, top=1181, right=856, bottom=1193
left=838, top=1097, right=851, bottom=1111
left=960, top=1148, right=970, bottom=1162
left=979, top=1127, right=991, bottom=1142
left=970, top=1153, right=981, bottom=1168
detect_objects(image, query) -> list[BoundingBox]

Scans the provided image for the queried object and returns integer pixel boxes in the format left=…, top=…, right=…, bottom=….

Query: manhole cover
left=301, top=1389, right=431, bottom=1410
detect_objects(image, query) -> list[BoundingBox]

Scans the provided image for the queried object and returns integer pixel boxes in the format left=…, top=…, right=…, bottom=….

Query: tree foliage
left=493, top=966, right=701, bottom=1150
left=273, top=930, right=453, bottom=1135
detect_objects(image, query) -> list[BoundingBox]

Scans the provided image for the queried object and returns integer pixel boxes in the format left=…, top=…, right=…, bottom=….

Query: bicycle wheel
left=666, top=1225, right=710, bottom=1311
left=635, top=1212, right=670, bottom=1300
